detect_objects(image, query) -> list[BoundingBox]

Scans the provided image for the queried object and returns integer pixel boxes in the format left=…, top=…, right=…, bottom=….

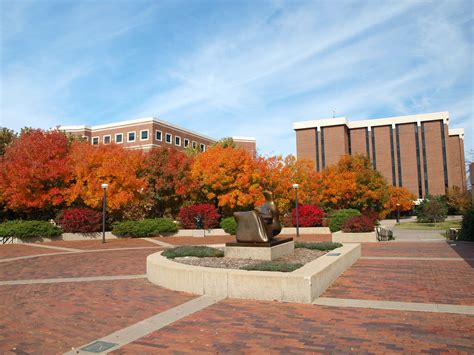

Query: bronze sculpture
left=233, top=190, right=282, bottom=243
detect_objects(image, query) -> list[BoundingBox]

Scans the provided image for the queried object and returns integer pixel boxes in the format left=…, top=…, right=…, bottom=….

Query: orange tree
left=144, top=147, right=196, bottom=217
left=258, top=154, right=320, bottom=214
left=190, top=145, right=263, bottom=215
left=318, top=155, right=389, bottom=214
left=0, top=129, right=72, bottom=217
left=68, top=142, right=146, bottom=213
left=385, top=186, right=416, bottom=214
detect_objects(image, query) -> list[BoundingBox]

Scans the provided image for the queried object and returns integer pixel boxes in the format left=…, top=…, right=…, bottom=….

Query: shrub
left=328, top=209, right=361, bottom=232
left=162, top=246, right=224, bottom=259
left=460, top=205, right=474, bottom=241
left=416, top=198, right=447, bottom=223
left=57, top=208, right=102, bottom=233
left=220, top=216, right=237, bottom=235
left=295, top=242, right=342, bottom=250
left=178, top=204, right=220, bottom=229
left=362, top=210, right=379, bottom=225
left=0, top=220, right=62, bottom=239
left=240, top=261, right=303, bottom=272
left=341, top=215, right=375, bottom=233
left=112, top=218, right=178, bottom=237
left=291, top=204, right=324, bottom=227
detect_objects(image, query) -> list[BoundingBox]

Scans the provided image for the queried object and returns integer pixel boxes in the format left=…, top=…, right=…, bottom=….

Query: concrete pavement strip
left=313, top=297, right=474, bottom=315
left=65, top=294, right=225, bottom=354
left=143, top=237, right=175, bottom=248
left=360, top=256, right=473, bottom=261
left=0, top=274, right=147, bottom=286
left=23, top=243, right=82, bottom=252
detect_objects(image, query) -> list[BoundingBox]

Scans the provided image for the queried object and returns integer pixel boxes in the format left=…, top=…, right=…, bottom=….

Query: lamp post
left=101, top=183, right=108, bottom=243
left=396, top=203, right=400, bottom=224
left=293, top=183, right=300, bottom=238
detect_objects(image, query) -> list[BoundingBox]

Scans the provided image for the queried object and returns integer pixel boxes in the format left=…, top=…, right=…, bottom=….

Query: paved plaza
left=1, top=235, right=473, bottom=353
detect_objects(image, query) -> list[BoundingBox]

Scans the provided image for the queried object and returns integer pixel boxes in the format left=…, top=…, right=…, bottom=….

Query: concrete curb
left=146, top=243, right=360, bottom=304
left=332, top=231, right=377, bottom=243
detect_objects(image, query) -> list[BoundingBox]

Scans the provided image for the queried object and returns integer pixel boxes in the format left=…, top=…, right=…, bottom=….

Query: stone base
left=225, top=240, right=294, bottom=261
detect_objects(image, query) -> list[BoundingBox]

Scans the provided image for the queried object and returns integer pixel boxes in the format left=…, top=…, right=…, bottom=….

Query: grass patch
left=295, top=241, right=342, bottom=251
left=394, top=220, right=461, bottom=230
left=162, top=246, right=224, bottom=259
left=240, top=261, right=303, bottom=272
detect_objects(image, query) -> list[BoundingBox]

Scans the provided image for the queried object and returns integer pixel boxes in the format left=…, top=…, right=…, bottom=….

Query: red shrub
left=178, top=204, right=220, bottom=229
left=58, top=208, right=102, bottom=233
left=291, top=204, right=324, bottom=227
left=362, top=210, right=379, bottom=224
left=341, top=215, right=375, bottom=233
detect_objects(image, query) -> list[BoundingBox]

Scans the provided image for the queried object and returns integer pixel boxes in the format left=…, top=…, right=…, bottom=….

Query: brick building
left=294, top=112, right=466, bottom=198
left=60, top=117, right=256, bottom=154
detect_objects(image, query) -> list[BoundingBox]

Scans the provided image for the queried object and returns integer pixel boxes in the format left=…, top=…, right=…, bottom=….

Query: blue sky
left=1, top=0, right=473, bottom=158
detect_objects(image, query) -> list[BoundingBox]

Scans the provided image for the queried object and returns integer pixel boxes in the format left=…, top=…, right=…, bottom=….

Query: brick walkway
left=1, top=236, right=473, bottom=353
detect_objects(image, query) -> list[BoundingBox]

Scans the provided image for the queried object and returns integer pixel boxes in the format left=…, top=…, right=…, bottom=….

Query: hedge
left=0, top=220, right=62, bottom=239
left=220, top=216, right=237, bottom=235
left=162, top=246, right=224, bottom=259
left=329, top=209, right=361, bottom=232
left=112, top=218, right=178, bottom=237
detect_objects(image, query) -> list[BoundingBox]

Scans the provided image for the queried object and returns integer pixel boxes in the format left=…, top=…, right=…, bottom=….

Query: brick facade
left=294, top=112, right=466, bottom=198
left=61, top=118, right=257, bottom=156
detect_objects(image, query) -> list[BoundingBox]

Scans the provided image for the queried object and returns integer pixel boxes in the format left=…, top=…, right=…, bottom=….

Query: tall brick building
left=294, top=112, right=466, bottom=198
left=60, top=117, right=256, bottom=154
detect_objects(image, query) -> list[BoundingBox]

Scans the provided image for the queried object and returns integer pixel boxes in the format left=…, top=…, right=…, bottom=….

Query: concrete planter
left=332, top=231, right=377, bottom=243
left=14, top=232, right=117, bottom=244
left=147, top=243, right=360, bottom=304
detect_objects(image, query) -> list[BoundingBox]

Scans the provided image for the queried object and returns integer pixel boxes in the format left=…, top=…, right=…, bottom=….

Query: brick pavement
left=323, top=258, right=474, bottom=305
left=113, top=299, right=474, bottom=353
left=1, top=237, right=474, bottom=353
left=0, top=244, right=64, bottom=259
left=362, top=241, right=474, bottom=259
left=0, top=248, right=159, bottom=281
left=0, top=279, right=195, bottom=354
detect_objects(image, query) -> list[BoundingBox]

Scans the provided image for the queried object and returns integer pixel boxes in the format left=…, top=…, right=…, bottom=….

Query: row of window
left=90, top=129, right=206, bottom=151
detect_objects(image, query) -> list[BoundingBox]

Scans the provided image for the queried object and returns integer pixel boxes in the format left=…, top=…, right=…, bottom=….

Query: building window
left=192, top=141, right=197, bottom=149
left=315, top=129, right=320, bottom=172
left=371, top=129, right=376, bottom=169
left=200, top=143, right=205, bottom=152
left=365, top=128, right=370, bottom=158
left=347, top=129, right=352, bottom=155
left=140, top=130, right=149, bottom=141
left=414, top=125, right=423, bottom=198
left=320, top=128, right=325, bottom=168
left=389, top=127, right=396, bottom=186
left=155, top=130, right=162, bottom=141
left=175, top=136, right=181, bottom=146
left=421, top=123, right=429, bottom=195
left=184, top=138, right=190, bottom=147
left=92, top=137, right=99, bottom=145
left=82, top=136, right=89, bottom=142
left=396, top=125, right=402, bottom=187
left=165, top=133, right=172, bottom=144
left=440, top=121, right=449, bottom=191
left=128, top=131, right=136, bottom=142
left=115, top=133, right=123, bottom=144
left=103, top=135, right=111, bottom=144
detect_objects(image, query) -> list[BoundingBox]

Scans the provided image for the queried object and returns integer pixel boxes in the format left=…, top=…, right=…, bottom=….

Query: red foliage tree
left=144, top=147, right=195, bottom=217
left=0, top=129, right=72, bottom=212
left=291, top=204, right=324, bottom=227
left=341, top=214, right=375, bottom=233
left=178, top=204, right=220, bottom=229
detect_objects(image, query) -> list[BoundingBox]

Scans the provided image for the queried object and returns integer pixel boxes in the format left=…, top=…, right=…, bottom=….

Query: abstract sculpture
left=234, top=190, right=282, bottom=243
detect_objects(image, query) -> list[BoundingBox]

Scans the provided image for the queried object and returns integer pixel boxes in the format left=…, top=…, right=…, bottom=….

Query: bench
left=376, top=226, right=393, bottom=241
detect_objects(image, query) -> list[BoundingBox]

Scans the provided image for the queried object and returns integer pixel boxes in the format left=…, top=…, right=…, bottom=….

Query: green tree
left=0, top=127, right=17, bottom=156
left=416, top=198, right=448, bottom=225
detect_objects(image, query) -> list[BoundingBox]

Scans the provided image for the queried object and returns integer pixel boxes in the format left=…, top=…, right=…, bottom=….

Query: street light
left=396, top=203, right=400, bottom=224
left=101, top=183, right=108, bottom=243
left=293, top=183, right=300, bottom=238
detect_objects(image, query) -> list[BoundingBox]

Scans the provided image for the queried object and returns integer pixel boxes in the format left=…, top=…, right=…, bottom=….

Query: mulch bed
left=173, top=248, right=326, bottom=270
